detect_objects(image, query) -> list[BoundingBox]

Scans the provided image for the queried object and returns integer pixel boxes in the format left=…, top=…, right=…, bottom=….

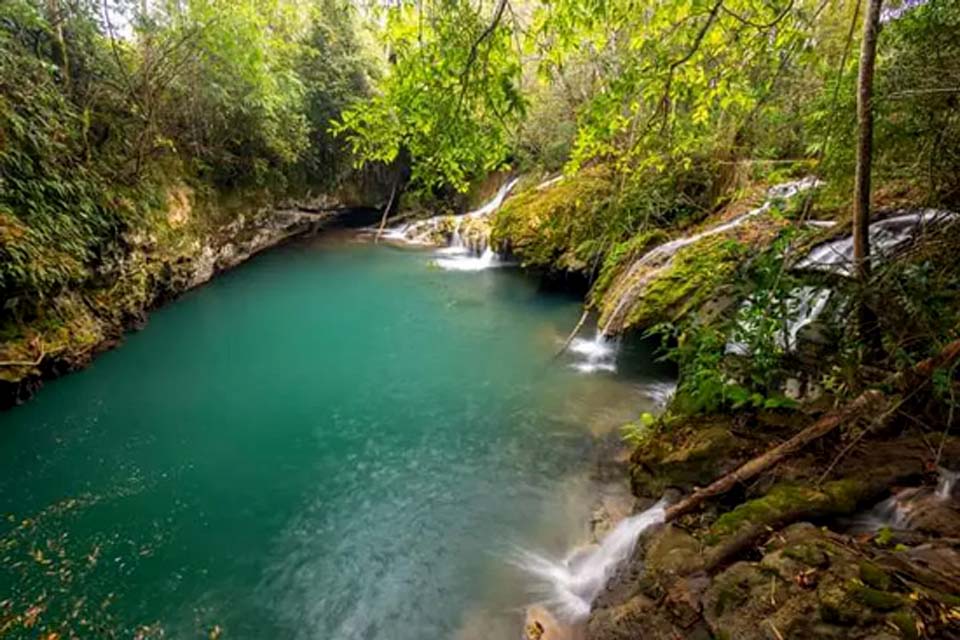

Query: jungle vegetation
left=3, top=0, right=960, bottom=411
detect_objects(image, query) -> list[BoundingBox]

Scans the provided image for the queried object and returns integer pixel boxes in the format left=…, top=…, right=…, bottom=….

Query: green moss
left=491, top=166, right=619, bottom=271
left=704, top=478, right=872, bottom=546
left=852, top=584, right=905, bottom=611
left=591, top=229, right=670, bottom=300
left=889, top=611, right=920, bottom=640
left=783, top=543, right=830, bottom=568
left=630, top=418, right=743, bottom=496
left=858, top=561, right=892, bottom=591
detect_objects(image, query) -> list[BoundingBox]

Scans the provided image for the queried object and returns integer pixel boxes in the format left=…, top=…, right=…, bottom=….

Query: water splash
left=797, top=209, right=956, bottom=276
left=435, top=247, right=503, bottom=272
left=568, top=331, right=619, bottom=374
left=601, top=178, right=822, bottom=335
left=643, top=381, right=677, bottom=409
left=513, top=499, right=667, bottom=623
left=936, top=467, right=959, bottom=501
left=432, top=179, right=520, bottom=271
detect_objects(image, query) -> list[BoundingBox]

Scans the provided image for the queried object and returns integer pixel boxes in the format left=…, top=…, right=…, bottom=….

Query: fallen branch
left=554, top=308, right=589, bottom=359
left=889, top=337, right=960, bottom=392
left=664, top=389, right=886, bottom=522
left=664, top=334, right=960, bottom=523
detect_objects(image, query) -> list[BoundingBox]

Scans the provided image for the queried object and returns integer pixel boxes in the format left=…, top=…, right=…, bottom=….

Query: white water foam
left=843, top=493, right=911, bottom=534
left=936, top=467, right=959, bottom=501
left=727, top=286, right=833, bottom=356
left=432, top=178, right=521, bottom=271
left=569, top=331, right=620, bottom=373
left=435, top=247, right=505, bottom=271
left=513, top=499, right=667, bottom=622
left=643, top=381, right=678, bottom=409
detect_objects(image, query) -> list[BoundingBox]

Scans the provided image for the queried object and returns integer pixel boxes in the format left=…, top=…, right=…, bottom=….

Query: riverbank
left=490, top=171, right=960, bottom=639
left=0, top=189, right=337, bottom=409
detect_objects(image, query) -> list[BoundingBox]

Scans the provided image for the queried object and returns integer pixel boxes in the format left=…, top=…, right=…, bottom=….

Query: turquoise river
left=0, top=233, right=673, bottom=639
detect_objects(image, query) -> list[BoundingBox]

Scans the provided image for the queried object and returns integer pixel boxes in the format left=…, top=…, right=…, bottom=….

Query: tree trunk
left=852, top=0, right=883, bottom=281
left=46, top=0, right=70, bottom=87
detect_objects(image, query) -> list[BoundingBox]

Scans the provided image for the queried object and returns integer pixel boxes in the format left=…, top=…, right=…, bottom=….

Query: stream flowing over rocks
left=598, top=178, right=822, bottom=336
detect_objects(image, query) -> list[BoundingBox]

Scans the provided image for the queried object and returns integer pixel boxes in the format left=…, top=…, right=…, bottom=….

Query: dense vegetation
left=3, top=0, right=960, bottom=637
left=1, top=0, right=371, bottom=312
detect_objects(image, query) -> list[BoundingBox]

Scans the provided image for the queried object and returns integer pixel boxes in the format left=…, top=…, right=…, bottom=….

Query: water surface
left=0, top=235, right=671, bottom=639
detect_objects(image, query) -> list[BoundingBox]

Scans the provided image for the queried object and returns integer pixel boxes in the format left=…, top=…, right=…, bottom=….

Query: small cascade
left=843, top=494, right=911, bottom=534
left=432, top=177, right=520, bottom=271
left=514, top=500, right=667, bottom=622
left=797, top=209, right=956, bottom=276
left=937, top=467, right=959, bottom=501
left=600, top=178, right=821, bottom=335
left=844, top=468, right=959, bottom=534
left=380, top=177, right=520, bottom=251
left=568, top=331, right=620, bottom=373
left=535, top=175, right=565, bottom=191
left=727, top=286, right=833, bottom=356
left=435, top=246, right=500, bottom=272
left=644, top=381, right=678, bottom=409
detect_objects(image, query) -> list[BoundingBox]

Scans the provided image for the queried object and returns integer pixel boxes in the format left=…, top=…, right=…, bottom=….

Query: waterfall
left=797, top=209, right=956, bottom=276
left=378, top=177, right=520, bottom=270
left=568, top=331, right=619, bottom=373
left=726, top=286, right=833, bottom=356
left=844, top=467, right=957, bottom=533
left=513, top=499, right=667, bottom=623
left=433, top=178, right=520, bottom=271
left=600, top=178, right=822, bottom=335
left=937, top=467, right=959, bottom=501
left=843, top=494, right=911, bottom=534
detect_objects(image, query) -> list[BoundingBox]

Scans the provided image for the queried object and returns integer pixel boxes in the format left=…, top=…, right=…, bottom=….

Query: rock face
left=0, top=193, right=322, bottom=409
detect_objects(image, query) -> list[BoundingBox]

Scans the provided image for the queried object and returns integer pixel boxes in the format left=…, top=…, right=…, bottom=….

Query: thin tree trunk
left=554, top=308, right=590, bottom=359
left=375, top=178, right=400, bottom=244
left=852, top=0, right=883, bottom=282
left=46, top=0, right=70, bottom=87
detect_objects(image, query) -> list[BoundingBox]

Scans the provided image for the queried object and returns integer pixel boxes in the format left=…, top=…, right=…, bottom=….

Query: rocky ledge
left=585, top=413, right=960, bottom=640
left=0, top=198, right=326, bottom=410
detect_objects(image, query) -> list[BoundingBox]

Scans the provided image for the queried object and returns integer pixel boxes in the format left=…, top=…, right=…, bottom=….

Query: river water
left=0, top=234, right=672, bottom=639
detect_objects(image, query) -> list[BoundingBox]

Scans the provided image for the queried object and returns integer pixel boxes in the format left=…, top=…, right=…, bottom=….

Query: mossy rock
left=852, top=584, right=905, bottom=611
left=858, top=562, right=892, bottom=592
left=492, top=166, right=618, bottom=271
left=783, top=543, right=831, bottom=568
left=631, top=419, right=745, bottom=497
left=817, top=575, right=873, bottom=626
left=888, top=611, right=920, bottom=640
left=645, top=525, right=704, bottom=578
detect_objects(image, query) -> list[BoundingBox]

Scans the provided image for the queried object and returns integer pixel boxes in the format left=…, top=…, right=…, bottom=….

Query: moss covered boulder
left=630, top=416, right=749, bottom=497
